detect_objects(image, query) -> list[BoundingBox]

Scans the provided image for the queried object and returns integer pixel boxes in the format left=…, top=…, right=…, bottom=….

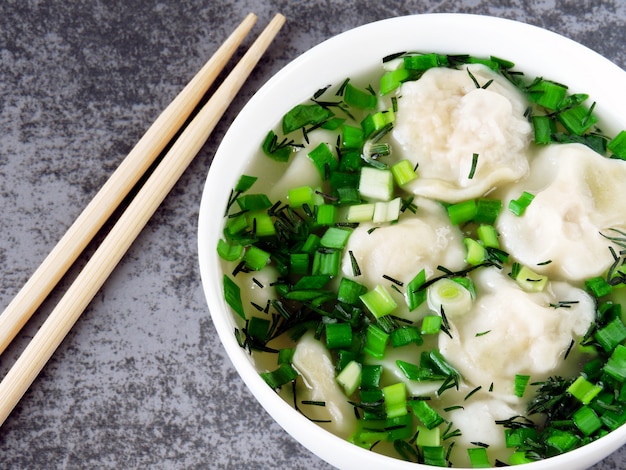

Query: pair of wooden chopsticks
left=0, top=12, right=285, bottom=426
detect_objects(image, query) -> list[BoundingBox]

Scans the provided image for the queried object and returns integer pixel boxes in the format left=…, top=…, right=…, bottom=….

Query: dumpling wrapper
left=392, top=64, right=532, bottom=203
left=497, top=142, right=626, bottom=282
left=439, top=267, right=595, bottom=402
left=341, top=199, right=466, bottom=321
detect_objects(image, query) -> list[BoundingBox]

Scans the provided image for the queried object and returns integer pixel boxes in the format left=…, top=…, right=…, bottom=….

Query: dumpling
left=292, top=332, right=357, bottom=437
left=496, top=142, right=626, bottom=282
left=438, top=267, right=595, bottom=402
left=392, top=64, right=532, bottom=202
left=341, top=198, right=466, bottom=320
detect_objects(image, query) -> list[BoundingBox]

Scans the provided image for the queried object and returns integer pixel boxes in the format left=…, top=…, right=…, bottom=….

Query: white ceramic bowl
left=198, top=13, right=626, bottom=469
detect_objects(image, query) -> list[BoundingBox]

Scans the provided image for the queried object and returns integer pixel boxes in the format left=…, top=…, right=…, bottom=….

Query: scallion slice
left=467, top=447, right=491, bottom=468
left=360, top=284, right=398, bottom=318
left=223, top=274, right=245, bottom=319
left=608, top=130, right=626, bottom=159
left=447, top=199, right=477, bottom=225
left=427, top=278, right=473, bottom=318
left=358, top=167, right=394, bottom=201
left=410, top=399, right=444, bottom=429
left=508, top=191, right=535, bottom=216
left=415, top=425, right=441, bottom=447
left=336, top=360, right=362, bottom=396
left=391, top=159, right=418, bottom=186
left=364, top=324, right=389, bottom=359
left=326, top=322, right=353, bottom=350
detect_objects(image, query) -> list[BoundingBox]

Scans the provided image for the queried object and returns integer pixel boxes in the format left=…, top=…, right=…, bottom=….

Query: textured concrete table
left=0, top=1, right=624, bottom=468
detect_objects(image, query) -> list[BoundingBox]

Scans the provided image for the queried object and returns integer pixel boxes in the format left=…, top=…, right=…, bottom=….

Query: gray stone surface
left=0, top=0, right=624, bottom=468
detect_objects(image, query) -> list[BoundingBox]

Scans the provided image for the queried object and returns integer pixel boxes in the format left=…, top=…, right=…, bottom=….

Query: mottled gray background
left=0, top=0, right=624, bottom=468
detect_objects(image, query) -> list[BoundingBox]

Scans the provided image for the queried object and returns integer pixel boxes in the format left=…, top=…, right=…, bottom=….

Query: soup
left=217, top=52, right=626, bottom=467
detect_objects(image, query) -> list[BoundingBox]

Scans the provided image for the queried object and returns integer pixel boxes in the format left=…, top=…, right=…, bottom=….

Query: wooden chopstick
left=0, top=13, right=286, bottom=427
left=0, top=12, right=258, bottom=356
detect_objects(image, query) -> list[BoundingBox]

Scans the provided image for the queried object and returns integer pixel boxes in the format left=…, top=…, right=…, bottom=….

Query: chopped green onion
left=532, top=115, right=556, bottom=144
left=320, top=227, right=353, bottom=249
left=557, top=104, right=598, bottom=135
left=361, top=112, right=388, bottom=139
left=545, top=429, right=580, bottom=453
left=325, top=322, right=353, bottom=349
left=474, top=198, right=502, bottom=225
left=346, top=203, right=375, bottom=222
left=604, top=344, right=626, bottom=381
left=358, top=167, right=394, bottom=201
left=505, top=427, right=537, bottom=448
left=406, top=269, right=427, bottom=311
left=421, top=315, right=442, bottom=335
left=276, top=348, right=294, bottom=365
left=410, top=399, right=444, bottom=429
left=282, top=103, right=334, bottom=134
left=289, top=253, right=309, bottom=275
left=380, top=66, right=410, bottom=95
left=247, top=211, right=276, bottom=237
left=372, top=198, right=401, bottom=223
left=573, top=405, right=603, bottom=436
left=476, top=225, right=499, bottom=249
left=585, top=276, right=613, bottom=298
left=391, top=325, right=423, bottom=348
left=568, top=376, right=603, bottom=405
left=261, top=363, right=299, bottom=389
left=527, top=78, right=568, bottom=110
left=464, top=238, right=487, bottom=266
left=404, top=53, right=442, bottom=71
left=447, top=199, right=477, bottom=225
left=509, top=452, right=535, bottom=465
left=427, top=278, right=473, bottom=318
left=608, top=130, right=626, bottom=159
left=262, top=130, right=292, bottom=162
left=223, top=275, right=245, bottom=319
left=336, top=360, right=362, bottom=396
left=337, top=277, right=367, bottom=305
left=514, top=265, right=548, bottom=292
left=288, top=185, right=315, bottom=207
left=364, top=324, right=389, bottom=359
left=308, top=142, right=338, bottom=179
left=360, top=364, right=382, bottom=389
left=360, top=284, right=398, bottom=318
left=312, top=249, right=341, bottom=276
left=243, top=246, right=271, bottom=271
left=236, top=193, right=272, bottom=211
left=391, top=159, right=418, bottom=186
left=248, top=316, right=270, bottom=341
left=415, top=425, right=441, bottom=447
left=422, top=446, right=447, bottom=467
left=467, top=447, right=491, bottom=468
left=301, top=233, right=321, bottom=254
left=514, top=374, right=531, bottom=397
left=217, top=239, right=243, bottom=261
left=595, top=317, right=626, bottom=352
left=508, top=191, right=535, bottom=216
left=316, top=204, right=337, bottom=226
left=234, top=174, right=258, bottom=192
left=344, top=83, right=377, bottom=109
left=342, top=124, right=364, bottom=149
left=383, top=382, right=407, bottom=418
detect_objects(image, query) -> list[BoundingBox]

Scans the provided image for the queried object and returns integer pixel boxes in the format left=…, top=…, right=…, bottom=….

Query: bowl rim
left=198, top=12, right=626, bottom=470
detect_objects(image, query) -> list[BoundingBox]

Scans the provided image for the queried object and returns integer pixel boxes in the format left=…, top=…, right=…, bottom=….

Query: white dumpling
left=341, top=199, right=466, bottom=320
left=446, top=398, right=519, bottom=467
left=439, top=268, right=595, bottom=402
left=497, top=142, right=626, bottom=282
left=291, top=333, right=356, bottom=437
left=392, top=64, right=532, bottom=202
